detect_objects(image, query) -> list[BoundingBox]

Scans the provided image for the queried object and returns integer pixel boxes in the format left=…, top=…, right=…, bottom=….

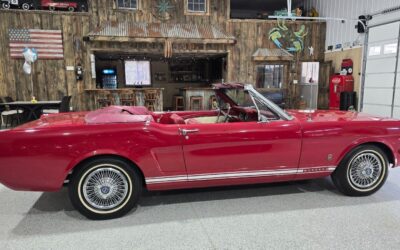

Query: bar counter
left=85, top=88, right=164, bottom=111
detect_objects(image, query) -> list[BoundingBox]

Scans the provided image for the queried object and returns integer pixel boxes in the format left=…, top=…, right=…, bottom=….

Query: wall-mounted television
left=125, top=60, right=151, bottom=86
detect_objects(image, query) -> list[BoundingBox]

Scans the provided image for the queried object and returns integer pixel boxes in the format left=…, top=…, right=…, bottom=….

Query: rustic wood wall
left=0, top=11, right=92, bottom=110
left=226, top=20, right=326, bottom=108
left=0, top=0, right=326, bottom=111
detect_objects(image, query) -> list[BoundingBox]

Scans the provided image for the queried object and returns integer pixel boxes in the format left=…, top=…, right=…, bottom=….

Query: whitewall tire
left=69, top=157, right=143, bottom=220
left=332, top=145, right=388, bottom=196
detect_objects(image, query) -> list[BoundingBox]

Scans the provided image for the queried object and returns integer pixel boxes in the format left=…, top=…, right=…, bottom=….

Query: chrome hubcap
left=82, top=168, right=129, bottom=210
left=349, top=152, right=383, bottom=189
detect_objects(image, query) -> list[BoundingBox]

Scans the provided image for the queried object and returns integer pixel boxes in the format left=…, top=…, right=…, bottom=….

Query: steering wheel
left=220, top=104, right=234, bottom=123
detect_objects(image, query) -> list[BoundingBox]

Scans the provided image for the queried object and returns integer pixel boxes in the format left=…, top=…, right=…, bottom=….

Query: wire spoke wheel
left=82, top=167, right=129, bottom=211
left=348, top=152, right=383, bottom=190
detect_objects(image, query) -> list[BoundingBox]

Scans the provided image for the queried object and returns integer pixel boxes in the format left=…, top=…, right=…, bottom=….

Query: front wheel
left=21, top=3, right=30, bottom=10
left=69, top=157, right=143, bottom=220
left=68, top=6, right=74, bottom=12
left=332, top=145, right=388, bottom=196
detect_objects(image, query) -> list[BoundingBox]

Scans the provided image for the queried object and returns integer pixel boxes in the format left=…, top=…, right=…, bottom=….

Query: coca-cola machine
left=329, top=75, right=354, bottom=110
left=329, top=59, right=355, bottom=110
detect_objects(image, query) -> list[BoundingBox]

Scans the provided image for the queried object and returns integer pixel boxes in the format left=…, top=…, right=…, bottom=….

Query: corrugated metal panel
left=252, top=48, right=293, bottom=58
left=88, top=22, right=235, bottom=41
left=304, top=0, right=400, bottom=49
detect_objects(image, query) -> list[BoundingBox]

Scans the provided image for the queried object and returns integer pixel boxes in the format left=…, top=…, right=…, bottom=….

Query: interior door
left=318, top=61, right=333, bottom=110
left=180, top=120, right=302, bottom=181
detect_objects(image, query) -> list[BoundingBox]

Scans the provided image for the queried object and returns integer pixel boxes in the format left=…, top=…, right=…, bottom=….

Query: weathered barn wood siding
left=0, top=0, right=326, bottom=111
left=0, top=11, right=91, bottom=110
left=227, top=20, right=326, bottom=107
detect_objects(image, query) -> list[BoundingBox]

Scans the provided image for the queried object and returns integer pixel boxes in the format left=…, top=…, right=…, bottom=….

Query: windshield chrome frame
left=244, top=84, right=293, bottom=121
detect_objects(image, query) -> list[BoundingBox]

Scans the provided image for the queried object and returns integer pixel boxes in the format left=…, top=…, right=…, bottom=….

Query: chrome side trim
left=146, top=175, right=187, bottom=184
left=146, top=166, right=336, bottom=184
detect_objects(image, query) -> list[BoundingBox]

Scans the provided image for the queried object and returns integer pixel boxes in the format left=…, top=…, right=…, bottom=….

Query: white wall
left=304, top=0, right=400, bottom=50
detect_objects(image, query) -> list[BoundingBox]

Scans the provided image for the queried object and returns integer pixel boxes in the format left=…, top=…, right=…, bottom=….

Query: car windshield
left=225, top=89, right=253, bottom=107
left=221, top=88, right=292, bottom=121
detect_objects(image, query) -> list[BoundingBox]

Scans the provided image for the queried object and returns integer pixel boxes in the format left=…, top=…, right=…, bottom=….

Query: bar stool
left=209, top=95, right=218, bottom=110
left=120, top=91, right=136, bottom=106
left=190, top=96, right=203, bottom=111
left=97, top=91, right=112, bottom=108
left=144, top=90, right=158, bottom=111
left=174, top=96, right=184, bottom=111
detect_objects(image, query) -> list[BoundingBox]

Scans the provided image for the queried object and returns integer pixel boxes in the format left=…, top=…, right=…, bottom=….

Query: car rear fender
left=64, top=149, right=144, bottom=181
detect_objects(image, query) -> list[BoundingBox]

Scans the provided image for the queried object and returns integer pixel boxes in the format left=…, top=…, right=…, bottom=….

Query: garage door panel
left=363, top=104, right=392, bottom=117
left=368, top=22, right=400, bottom=42
left=366, top=57, right=397, bottom=73
left=365, top=73, right=395, bottom=88
left=362, top=21, right=400, bottom=118
left=393, top=83, right=400, bottom=106
left=392, top=107, right=400, bottom=119
left=364, top=88, right=394, bottom=105
left=368, top=39, right=399, bottom=59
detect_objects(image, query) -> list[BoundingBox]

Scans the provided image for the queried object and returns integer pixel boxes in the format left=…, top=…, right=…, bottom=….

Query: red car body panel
left=41, top=0, right=78, bottom=9
left=0, top=105, right=399, bottom=192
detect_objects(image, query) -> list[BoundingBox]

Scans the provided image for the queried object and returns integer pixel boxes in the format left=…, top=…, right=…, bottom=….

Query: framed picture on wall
left=125, top=60, right=151, bottom=86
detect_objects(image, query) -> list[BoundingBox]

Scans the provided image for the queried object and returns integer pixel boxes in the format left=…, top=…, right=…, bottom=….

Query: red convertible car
left=0, top=83, right=399, bottom=219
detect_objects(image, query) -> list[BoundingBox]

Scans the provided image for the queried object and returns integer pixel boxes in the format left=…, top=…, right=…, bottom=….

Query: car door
left=180, top=120, right=302, bottom=183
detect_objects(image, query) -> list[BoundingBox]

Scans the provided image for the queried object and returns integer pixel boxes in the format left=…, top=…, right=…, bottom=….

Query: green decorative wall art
left=269, top=19, right=308, bottom=53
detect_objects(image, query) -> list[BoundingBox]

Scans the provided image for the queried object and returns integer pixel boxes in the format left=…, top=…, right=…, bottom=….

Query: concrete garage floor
left=1, top=170, right=400, bottom=250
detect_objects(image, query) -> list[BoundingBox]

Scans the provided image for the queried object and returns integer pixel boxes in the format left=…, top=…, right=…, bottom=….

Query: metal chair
left=97, top=91, right=112, bottom=109
left=190, top=96, right=203, bottom=111
left=120, top=91, right=136, bottom=106
left=42, top=96, right=72, bottom=114
left=144, top=90, right=158, bottom=111
left=0, top=96, right=22, bottom=128
left=174, top=96, right=184, bottom=111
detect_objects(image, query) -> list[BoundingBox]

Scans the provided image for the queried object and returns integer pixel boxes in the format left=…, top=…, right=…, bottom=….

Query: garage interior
left=1, top=0, right=400, bottom=249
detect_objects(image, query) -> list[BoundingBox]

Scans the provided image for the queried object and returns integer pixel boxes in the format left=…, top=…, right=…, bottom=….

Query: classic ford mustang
left=0, top=83, right=399, bottom=219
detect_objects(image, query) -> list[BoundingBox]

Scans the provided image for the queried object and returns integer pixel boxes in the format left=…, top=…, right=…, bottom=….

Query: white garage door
left=363, top=21, right=400, bottom=118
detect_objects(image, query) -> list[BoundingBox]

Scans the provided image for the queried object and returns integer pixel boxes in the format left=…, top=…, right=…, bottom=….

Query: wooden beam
left=88, top=36, right=236, bottom=44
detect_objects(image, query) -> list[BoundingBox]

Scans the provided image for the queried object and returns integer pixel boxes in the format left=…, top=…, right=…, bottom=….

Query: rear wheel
left=69, top=157, right=143, bottom=220
left=49, top=6, right=55, bottom=11
left=2, top=2, right=10, bottom=9
left=68, top=6, right=74, bottom=12
left=332, top=145, right=388, bottom=196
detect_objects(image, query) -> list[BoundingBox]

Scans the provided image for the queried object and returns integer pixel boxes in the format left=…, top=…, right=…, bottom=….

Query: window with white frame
left=117, top=0, right=137, bottom=9
left=187, top=0, right=207, bottom=13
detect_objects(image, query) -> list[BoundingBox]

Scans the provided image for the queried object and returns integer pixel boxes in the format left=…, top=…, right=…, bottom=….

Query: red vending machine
left=329, top=75, right=354, bottom=110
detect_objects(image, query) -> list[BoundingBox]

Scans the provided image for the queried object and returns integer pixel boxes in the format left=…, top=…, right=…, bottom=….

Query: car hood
left=287, top=110, right=398, bottom=123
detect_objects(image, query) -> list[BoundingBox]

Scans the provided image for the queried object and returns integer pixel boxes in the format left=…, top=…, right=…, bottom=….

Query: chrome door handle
left=180, top=129, right=199, bottom=136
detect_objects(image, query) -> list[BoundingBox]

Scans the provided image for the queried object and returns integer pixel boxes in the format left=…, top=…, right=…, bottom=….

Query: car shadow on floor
left=10, top=175, right=400, bottom=237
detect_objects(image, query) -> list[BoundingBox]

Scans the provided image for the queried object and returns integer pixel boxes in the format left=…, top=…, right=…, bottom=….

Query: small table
left=0, top=101, right=62, bottom=122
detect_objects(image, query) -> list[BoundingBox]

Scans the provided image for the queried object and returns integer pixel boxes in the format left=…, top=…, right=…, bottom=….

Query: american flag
left=8, top=29, right=64, bottom=59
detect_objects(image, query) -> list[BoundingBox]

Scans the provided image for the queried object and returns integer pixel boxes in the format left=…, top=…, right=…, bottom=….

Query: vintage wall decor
left=152, top=0, right=176, bottom=21
left=8, top=28, right=64, bottom=60
left=269, top=19, right=308, bottom=53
